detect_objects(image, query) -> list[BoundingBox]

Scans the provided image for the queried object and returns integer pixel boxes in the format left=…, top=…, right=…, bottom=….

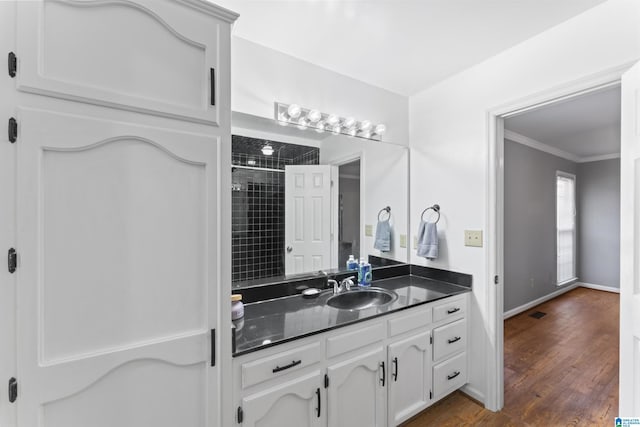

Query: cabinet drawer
left=432, top=295, right=467, bottom=323
left=388, top=306, right=432, bottom=337
left=241, top=342, right=321, bottom=389
left=432, top=319, right=466, bottom=361
left=327, top=322, right=384, bottom=359
left=433, top=352, right=467, bottom=400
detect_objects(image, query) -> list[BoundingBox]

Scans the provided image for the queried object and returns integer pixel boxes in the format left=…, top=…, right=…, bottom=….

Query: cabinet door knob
left=286, top=246, right=293, bottom=253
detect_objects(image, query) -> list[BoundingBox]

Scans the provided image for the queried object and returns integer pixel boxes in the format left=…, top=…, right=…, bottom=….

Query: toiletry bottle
left=358, top=257, right=372, bottom=286
left=347, top=255, right=358, bottom=271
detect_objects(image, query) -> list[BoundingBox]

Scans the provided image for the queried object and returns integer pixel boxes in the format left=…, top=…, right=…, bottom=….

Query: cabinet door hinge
left=8, top=248, right=16, bottom=274
left=8, top=377, right=17, bottom=403
left=494, top=275, right=499, bottom=285
left=237, top=406, right=243, bottom=424
left=8, top=117, right=17, bottom=143
left=210, top=329, right=216, bottom=367
left=324, top=374, right=329, bottom=388
left=8, top=52, right=16, bottom=78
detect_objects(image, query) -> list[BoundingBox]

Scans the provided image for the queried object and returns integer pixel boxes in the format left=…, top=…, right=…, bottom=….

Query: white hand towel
left=417, top=220, right=438, bottom=260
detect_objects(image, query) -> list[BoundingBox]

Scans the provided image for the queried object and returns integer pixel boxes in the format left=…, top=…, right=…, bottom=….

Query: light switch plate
left=399, top=234, right=407, bottom=248
left=465, top=230, right=483, bottom=247
left=365, top=224, right=373, bottom=237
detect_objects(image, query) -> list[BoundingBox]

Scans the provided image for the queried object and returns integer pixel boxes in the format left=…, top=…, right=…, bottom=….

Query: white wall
left=409, top=0, right=640, bottom=404
left=232, top=37, right=409, bottom=145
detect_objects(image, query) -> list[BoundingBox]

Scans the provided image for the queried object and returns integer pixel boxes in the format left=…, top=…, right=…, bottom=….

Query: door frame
left=484, top=62, right=634, bottom=411
left=329, top=152, right=365, bottom=268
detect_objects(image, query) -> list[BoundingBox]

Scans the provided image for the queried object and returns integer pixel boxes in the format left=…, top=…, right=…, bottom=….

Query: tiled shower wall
left=232, top=135, right=319, bottom=283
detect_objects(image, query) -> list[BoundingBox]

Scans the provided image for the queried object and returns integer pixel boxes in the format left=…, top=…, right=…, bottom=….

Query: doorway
left=338, top=159, right=361, bottom=264
left=486, top=68, right=630, bottom=411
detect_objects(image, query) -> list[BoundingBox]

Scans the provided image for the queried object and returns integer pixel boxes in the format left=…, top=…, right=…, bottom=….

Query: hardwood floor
left=402, top=287, right=619, bottom=427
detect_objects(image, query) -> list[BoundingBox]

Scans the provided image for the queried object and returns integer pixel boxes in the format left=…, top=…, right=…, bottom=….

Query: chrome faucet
left=331, top=276, right=355, bottom=295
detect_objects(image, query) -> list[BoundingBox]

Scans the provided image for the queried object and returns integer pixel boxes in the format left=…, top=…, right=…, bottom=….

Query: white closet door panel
left=41, top=137, right=206, bottom=361
left=16, top=107, right=219, bottom=427
left=17, top=0, right=222, bottom=124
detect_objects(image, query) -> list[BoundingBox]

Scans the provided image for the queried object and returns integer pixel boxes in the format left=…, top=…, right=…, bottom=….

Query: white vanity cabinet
left=326, top=347, right=387, bottom=427
left=240, top=370, right=325, bottom=427
left=387, top=331, right=432, bottom=426
left=232, top=292, right=470, bottom=427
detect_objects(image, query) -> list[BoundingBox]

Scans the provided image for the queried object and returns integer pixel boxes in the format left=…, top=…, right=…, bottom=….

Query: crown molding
left=578, top=153, right=620, bottom=163
left=504, top=130, right=580, bottom=162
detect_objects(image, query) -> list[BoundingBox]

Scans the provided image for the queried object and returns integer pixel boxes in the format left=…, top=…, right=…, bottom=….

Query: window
left=556, top=171, right=576, bottom=285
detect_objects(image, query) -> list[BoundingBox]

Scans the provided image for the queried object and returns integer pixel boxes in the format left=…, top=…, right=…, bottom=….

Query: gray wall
left=578, top=158, right=620, bottom=288
left=504, top=140, right=579, bottom=312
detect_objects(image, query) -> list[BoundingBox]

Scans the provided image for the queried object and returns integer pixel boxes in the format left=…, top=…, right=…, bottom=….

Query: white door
left=241, top=371, right=324, bottom=427
left=285, top=165, right=332, bottom=275
left=620, top=61, right=640, bottom=416
left=387, top=332, right=431, bottom=426
left=15, top=108, right=219, bottom=427
left=327, top=347, right=386, bottom=427
left=16, top=0, right=224, bottom=125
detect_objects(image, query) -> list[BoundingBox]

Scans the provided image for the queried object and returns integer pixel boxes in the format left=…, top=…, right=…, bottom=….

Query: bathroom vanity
left=231, top=273, right=470, bottom=427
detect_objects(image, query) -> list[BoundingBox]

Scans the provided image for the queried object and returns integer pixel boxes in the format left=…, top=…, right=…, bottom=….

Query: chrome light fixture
left=275, top=102, right=386, bottom=141
left=261, top=143, right=274, bottom=156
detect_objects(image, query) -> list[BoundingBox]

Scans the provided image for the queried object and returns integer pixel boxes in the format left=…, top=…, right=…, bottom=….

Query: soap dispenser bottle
left=346, top=255, right=358, bottom=271
left=358, top=257, right=372, bottom=287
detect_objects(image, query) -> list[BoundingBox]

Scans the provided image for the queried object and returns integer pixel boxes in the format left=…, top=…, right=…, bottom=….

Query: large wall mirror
left=232, top=112, right=409, bottom=288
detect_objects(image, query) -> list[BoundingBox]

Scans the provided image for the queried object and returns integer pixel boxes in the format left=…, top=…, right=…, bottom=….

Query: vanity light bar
left=274, top=102, right=386, bottom=141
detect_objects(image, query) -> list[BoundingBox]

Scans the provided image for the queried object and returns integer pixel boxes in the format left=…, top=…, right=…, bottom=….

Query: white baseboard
left=503, top=282, right=579, bottom=319
left=460, top=384, right=485, bottom=405
left=578, top=282, right=620, bottom=293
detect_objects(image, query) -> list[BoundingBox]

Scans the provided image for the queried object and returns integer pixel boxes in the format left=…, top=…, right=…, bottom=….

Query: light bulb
left=315, top=120, right=325, bottom=133
left=348, top=128, right=357, bottom=137
left=307, top=109, right=321, bottom=123
left=287, top=104, right=301, bottom=119
left=327, top=114, right=340, bottom=126
left=261, top=144, right=274, bottom=156
left=343, top=117, right=356, bottom=129
left=374, top=124, right=386, bottom=135
left=361, top=131, right=371, bottom=139
left=298, top=118, right=308, bottom=129
left=247, top=159, right=256, bottom=166
left=277, top=112, right=289, bottom=126
left=332, top=124, right=341, bottom=134
left=359, top=120, right=372, bottom=132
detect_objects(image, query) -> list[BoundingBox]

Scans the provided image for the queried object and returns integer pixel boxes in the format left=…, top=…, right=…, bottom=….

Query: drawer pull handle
left=315, top=387, right=321, bottom=418
left=447, top=307, right=461, bottom=314
left=448, top=336, right=461, bottom=344
left=272, top=359, right=302, bottom=373
left=447, top=371, right=461, bottom=380
left=392, top=357, right=398, bottom=382
left=380, top=361, right=386, bottom=386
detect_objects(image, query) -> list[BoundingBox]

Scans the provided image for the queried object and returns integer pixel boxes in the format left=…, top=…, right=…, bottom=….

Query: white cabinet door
left=15, top=107, right=219, bottom=427
left=284, top=165, right=332, bottom=275
left=241, top=371, right=324, bottom=427
left=16, top=0, right=232, bottom=125
left=327, top=347, right=386, bottom=427
left=387, top=331, right=431, bottom=426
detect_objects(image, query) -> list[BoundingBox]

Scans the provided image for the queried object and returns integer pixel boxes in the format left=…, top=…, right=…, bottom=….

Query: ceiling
left=215, top=0, right=607, bottom=96
left=505, top=85, right=621, bottom=160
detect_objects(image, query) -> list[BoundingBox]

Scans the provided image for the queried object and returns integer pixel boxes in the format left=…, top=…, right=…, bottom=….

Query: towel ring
left=378, top=206, right=391, bottom=221
left=421, top=204, right=440, bottom=224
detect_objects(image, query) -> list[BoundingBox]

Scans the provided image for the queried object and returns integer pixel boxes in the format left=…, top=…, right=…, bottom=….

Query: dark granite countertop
left=232, top=274, right=471, bottom=356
